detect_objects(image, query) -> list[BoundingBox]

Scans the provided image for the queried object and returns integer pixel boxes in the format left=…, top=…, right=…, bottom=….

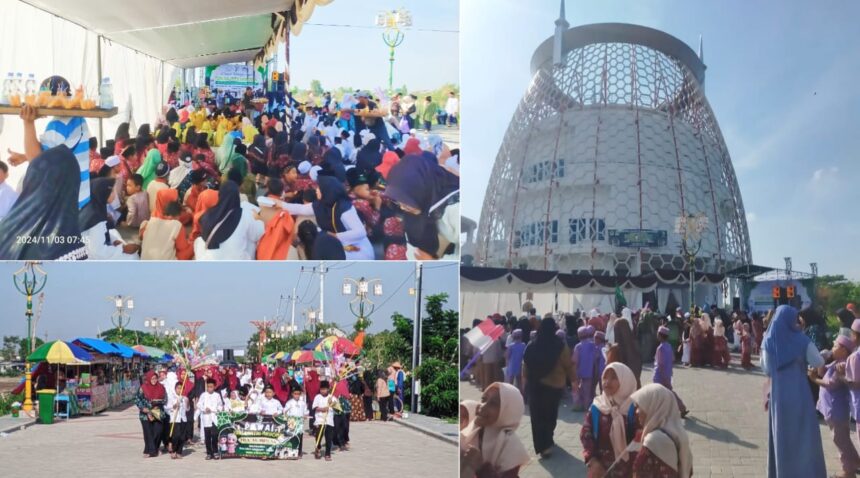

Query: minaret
left=698, top=34, right=704, bottom=63
left=553, top=0, right=570, bottom=66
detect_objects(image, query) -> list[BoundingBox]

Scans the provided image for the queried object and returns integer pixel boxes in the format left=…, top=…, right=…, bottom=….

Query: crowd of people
left=0, top=86, right=460, bottom=261
left=459, top=302, right=860, bottom=477
left=135, top=359, right=407, bottom=461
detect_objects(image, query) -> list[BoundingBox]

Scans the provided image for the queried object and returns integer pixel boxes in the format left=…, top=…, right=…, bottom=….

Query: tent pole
left=160, top=60, right=165, bottom=106
left=97, top=35, right=104, bottom=144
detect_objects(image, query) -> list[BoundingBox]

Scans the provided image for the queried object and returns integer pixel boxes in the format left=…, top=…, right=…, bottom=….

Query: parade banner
left=215, top=412, right=303, bottom=460
left=210, top=64, right=259, bottom=94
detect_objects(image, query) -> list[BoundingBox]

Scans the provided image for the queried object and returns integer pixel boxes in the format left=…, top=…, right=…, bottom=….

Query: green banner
left=215, top=412, right=303, bottom=460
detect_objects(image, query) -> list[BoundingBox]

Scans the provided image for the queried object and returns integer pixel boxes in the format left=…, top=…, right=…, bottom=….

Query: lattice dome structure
left=475, top=21, right=752, bottom=278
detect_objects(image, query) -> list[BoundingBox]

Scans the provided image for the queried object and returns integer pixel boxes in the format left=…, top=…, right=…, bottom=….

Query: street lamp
left=675, top=213, right=709, bottom=313
left=250, top=319, right=275, bottom=363
left=143, top=317, right=166, bottom=336
left=306, top=309, right=320, bottom=337
left=107, top=295, right=135, bottom=332
left=343, top=276, right=383, bottom=331
left=12, top=262, right=47, bottom=413
left=375, top=8, right=412, bottom=93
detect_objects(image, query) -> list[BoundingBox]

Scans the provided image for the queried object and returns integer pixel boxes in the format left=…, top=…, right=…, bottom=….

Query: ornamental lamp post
left=375, top=8, right=412, bottom=94
left=675, top=213, right=709, bottom=314
left=107, top=295, right=135, bottom=333
left=143, top=317, right=165, bottom=336
left=13, top=262, right=47, bottom=413
left=343, top=276, right=383, bottom=332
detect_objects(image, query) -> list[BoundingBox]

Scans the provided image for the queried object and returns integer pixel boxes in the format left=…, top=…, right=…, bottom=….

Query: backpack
left=590, top=403, right=637, bottom=444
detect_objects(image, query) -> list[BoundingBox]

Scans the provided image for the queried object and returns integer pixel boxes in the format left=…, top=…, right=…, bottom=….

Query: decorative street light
left=343, top=276, right=383, bottom=331
left=375, top=8, right=412, bottom=93
left=107, top=295, right=134, bottom=332
left=250, top=319, right=275, bottom=363
left=143, top=317, right=166, bottom=336
left=305, top=308, right=320, bottom=337
left=12, top=262, right=47, bottom=413
left=675, top=213, right=709, bottom=313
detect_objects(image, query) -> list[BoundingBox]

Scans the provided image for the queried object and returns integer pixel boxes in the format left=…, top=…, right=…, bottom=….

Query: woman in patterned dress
left=630, top=384, right=693, bottom=478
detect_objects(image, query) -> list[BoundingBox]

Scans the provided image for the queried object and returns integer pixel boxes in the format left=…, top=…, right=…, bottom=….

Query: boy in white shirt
left=285, top=387, right=309, bottom=457
left=166, top=382, right=189, bottom=459
left=259, top=386, right=284, bottom=415
left=196, top=380, right=223, bottom=460
left=312, top=380, right=336, bottom=461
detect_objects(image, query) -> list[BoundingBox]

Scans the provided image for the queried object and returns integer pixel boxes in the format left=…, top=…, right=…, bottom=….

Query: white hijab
left=631, top=384, right=693, bottom=478
left=460, top=382, right=530, bottom=473
left=592, top=362, right=637, bottom=462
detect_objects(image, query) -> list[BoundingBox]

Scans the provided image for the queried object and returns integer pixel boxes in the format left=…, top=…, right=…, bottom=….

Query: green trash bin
left=36, top=389, right=56, bottom=424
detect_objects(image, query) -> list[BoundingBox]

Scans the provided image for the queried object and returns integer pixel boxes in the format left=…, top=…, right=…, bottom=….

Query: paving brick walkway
left=0, top=405, right=455, bottom=477
left=461, top=358, right=843, bottom=477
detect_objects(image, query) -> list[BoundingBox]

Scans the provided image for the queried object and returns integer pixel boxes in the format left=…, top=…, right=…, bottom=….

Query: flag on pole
left=464, top=319, right=505, bottom=354
left=615, top=286, right=627, bottom=308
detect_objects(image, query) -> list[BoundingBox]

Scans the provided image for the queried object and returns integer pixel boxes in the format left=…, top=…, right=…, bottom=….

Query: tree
left=245, top=330, right=316, bottom=364
left=18, top=337, right=44, bottom=359
left=1, top=336, right=21, bottom=361
left=97, top=328, right=174, bottom=352
left=310, top=79, right=324, bottom=97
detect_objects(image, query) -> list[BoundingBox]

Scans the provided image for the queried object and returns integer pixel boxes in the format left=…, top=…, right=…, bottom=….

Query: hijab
left=523, top=317, right=564, bottom=382
left=199, top=181, right=241, bottom=249
left=79, top=177, right=115, bottom=243
left=460, top=399, right=479, bottom=427
left=385, top=152, right=459, bottom=255
left=136, top=149, right=162, bottom=190
left=141, top=371, right=166, bottom=401
left=460, top=382, right=530, bottom=473
left=763, top=305, right=809, bottom=372
left=192, top=189, right=219, bottom=238
left=714, top=319, right=726, bottom=338
left=312, top=175, right=352, bottom=234
left=152, top=188, right=179, bottom=219
left=403, top=137, right=422, bottom=155
left=631, top=384, right=693, bottom=478
left=114, top=122, right=131, bottom=143
left=291, top=142, right=308, bottom=164
left=273, top=131, right=290, bottom=158
left=613, top=320, right=642, bottom=382
left=356, top=138, right=383, bottom=171
left=215, top=137, right=236, bottom=172
left=0, top=146, right=86, bottom=260
left=311, top=233, right=346, bottom=260
left=592, top=362, right=637, bottom=462
left=250, top=134, right=268, bottom=162
left=377, top=151, right=400, bottom=179
left=321, top=148, right=347, bottom=182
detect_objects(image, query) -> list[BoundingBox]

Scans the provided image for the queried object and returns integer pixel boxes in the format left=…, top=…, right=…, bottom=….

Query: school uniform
left=312, top=393, right=336, bottom=457
left=197, top=391, right=223, bottom=458
left=285, top=398, right=309, bottom=455
left=260, top=396, right=284, bottom=415
left=166, top=392, right=188, bottom=455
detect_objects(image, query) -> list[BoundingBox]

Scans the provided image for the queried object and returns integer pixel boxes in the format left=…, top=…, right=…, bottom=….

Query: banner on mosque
left=608, top=229, right=668, bottom=248
left=215, top=412, right=303, bottom=460
left=210, top=64, right=260, bottom=93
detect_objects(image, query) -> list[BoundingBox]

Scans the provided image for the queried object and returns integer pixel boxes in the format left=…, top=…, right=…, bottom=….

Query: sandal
left=325, top=456, right=332, bottom=461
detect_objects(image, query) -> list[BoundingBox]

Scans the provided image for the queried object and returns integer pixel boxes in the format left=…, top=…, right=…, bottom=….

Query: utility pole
left=319, top=262, right=326, bottom=328
left=410, top=262, right=424, bottom=414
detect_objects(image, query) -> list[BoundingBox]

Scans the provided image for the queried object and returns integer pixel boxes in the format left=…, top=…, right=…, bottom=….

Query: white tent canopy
left=20, top=0, right=302, bottom=68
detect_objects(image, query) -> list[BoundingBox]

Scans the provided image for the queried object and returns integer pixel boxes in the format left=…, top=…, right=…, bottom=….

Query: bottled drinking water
left=99, top=77, right=113, bottom=109
left=1, top=73, right=14, bottom=104
left=24, top=73, right=36, bottom=96
left=14, top=73, right=23, bottom=95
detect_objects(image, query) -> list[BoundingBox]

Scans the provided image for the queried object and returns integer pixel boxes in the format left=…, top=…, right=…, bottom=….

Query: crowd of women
left=0, top=88, right=459, bottom=261
left=134, top=359, right=407, bottom=461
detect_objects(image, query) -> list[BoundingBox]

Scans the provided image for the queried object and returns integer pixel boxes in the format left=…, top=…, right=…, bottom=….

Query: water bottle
left=14, top=73, right=23, bottom=95
left=24, top=73, right=36, bottom=96
left=1, top=73, right=13, bottom=104
left=99, top=77, right=113, bottom=109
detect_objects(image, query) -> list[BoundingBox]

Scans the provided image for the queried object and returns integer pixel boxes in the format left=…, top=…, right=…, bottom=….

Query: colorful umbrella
left=132, top=345, right=171, bottom=360
left=314, top=336, right=361, bottom=356
left=27, top=340, right=93, bottom=364
left=288, top=350, right=328, bottom=364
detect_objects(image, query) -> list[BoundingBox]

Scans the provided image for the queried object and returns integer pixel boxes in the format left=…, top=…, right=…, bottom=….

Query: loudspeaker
left=732, top=297, right=741, bottom=312
left=223, top=349, right=234, bottom=361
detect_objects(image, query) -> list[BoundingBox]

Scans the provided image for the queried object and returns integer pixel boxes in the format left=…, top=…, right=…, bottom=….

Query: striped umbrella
left=132, top=345, right=171, bottom=360
left=27, top=340, right=93, bottom=364
left=288, top=350, right=328, bottom=364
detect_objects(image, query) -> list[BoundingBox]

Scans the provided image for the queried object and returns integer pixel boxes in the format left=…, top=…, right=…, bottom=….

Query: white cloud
left=746, top=212, right=756, bottom=223
left=811, top=166, right=839, bottom=183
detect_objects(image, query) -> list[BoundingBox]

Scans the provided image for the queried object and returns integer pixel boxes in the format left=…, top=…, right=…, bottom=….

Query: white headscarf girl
left=630, top=384, right=693, bottom=478
left=592, top=362, right=638, bottom=462
left=460, top=382, right=530, bottom=474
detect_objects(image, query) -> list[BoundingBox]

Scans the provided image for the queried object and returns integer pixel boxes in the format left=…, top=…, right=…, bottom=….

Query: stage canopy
left=20, top=0, right=333, bottom=68
left=460, top=266, right=725, bottom=294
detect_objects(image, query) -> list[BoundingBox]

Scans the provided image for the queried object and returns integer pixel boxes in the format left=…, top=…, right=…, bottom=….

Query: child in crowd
left=166, top=382, right=188, bottom=459
left=459, top=399, right=478, bottom=432
left=711, top=319, right=731, bottom=369
left=312, top=380, right=336, bottom=461
left=375, top=371, right=390, bottom=422
left=285, top=387, right=309, bottom=458
left=680, top=320, right=692, bottom=367
left=139, top=200, right=193, bottom=260
left=630, top=384, right=693, bottom=477
left=460, top=382, right=529, bottom=477
left=505, top=329, right=526, bottom=395
left=654, top=326, right=688, bottom=418
left=594, top=330, right=607, bottom=396
left=197, top=379, right=223, bottom=460
left=260, top=386, right=284, bottom=415
left=580, top=363, right=641, bottom=478
left=123, top=173, right=149, bottom=228
left=571, top=325, right=598, bottom=411
left=811, top=335, right=860, bottom=478
left=740, top=323, right=753, bottom=370
left=228, top=390, right=245, bottom=413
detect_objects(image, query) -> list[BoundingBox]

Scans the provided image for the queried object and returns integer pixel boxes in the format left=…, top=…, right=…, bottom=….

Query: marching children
left=571, top=325, right=598, bottom=411
left=740, top=323, right=753, bottom=370
left=711, top=319, right=731, bottom=369
left=312, top=380, right=337, bottom=461
left=197, top=379, right=223, bottom=460
left=505, top=329, right=526, bottom=395
left=594, top=330, right=607, bottom=395
left=285, top=387, right=310, bottom=458
left=260, top=386, right=284, bottom=415
left=228, top=390, right=246, bottom=413
left=654, top=326, right=688, bottom=417
left=680, top=320, right=692, bottom=367
left=167, top=382, right=189, bottom=459
left=580, top=363, right=641, bottom=478
left=812, top=335, right=860, bottom=478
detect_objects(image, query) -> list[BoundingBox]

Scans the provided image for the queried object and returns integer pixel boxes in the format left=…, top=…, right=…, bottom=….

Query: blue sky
left=286, top=0, right=458, bottom=91
left=0, top=262, right=458, bottom=351
left=461, top=0, right=860, bottom=280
